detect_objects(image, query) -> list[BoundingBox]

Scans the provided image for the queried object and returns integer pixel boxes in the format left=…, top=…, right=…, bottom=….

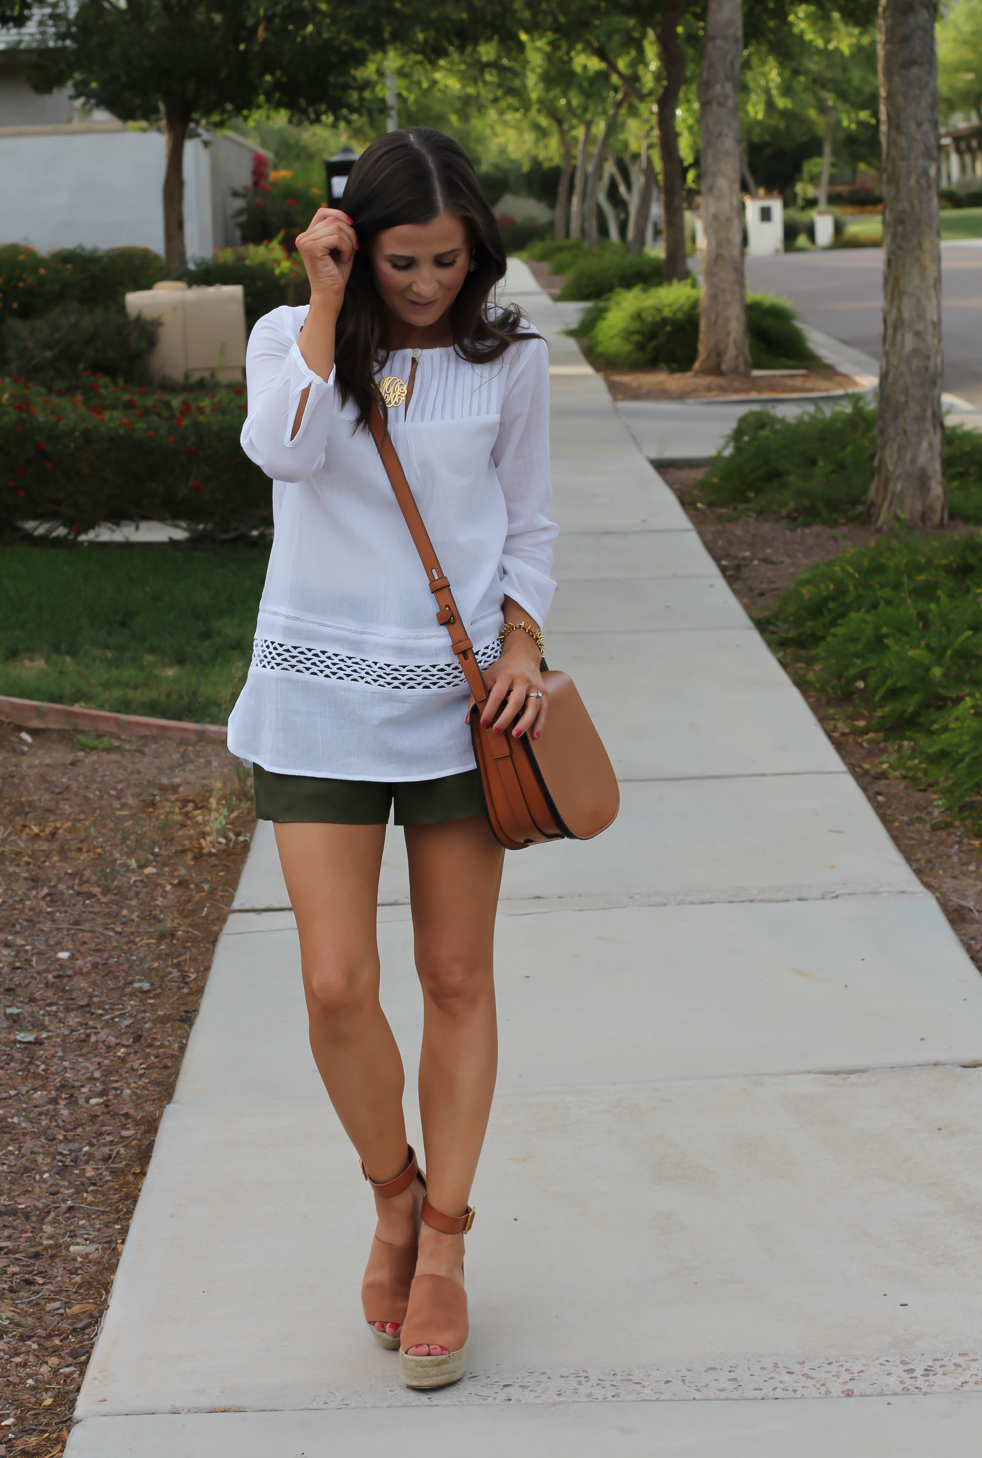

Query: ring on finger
left=526, top=691, right=543, bottom=700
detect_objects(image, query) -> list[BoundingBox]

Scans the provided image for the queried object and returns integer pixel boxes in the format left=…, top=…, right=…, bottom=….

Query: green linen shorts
left=253, top=764, right=486, bottom=826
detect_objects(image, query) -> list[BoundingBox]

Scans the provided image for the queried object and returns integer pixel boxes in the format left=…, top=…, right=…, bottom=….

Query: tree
left=937, top=0, right=982, bottom=125
left=25, top=0, right=379, bottom=273
left=693, top=0, right=749, bottom=374
left=868, top=0, right=945, bottom=527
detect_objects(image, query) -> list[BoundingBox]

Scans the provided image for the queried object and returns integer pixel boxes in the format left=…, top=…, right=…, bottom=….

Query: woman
left=226, top=128, right=557, bottom=1391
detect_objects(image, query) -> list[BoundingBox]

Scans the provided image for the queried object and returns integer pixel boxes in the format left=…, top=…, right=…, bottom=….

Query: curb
left=0, top=695, right=227, bottom=746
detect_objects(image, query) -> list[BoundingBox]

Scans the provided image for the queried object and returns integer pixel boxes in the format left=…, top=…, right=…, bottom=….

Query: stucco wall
left=0, top=125, right=258, bottom=258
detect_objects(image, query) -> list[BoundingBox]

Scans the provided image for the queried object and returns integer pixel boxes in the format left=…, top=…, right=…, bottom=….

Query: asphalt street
left=742, top=244, right=982, bottom=407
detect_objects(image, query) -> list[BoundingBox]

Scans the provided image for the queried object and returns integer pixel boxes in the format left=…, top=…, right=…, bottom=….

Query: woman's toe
left=386, top=1323, right=401, bottom=1336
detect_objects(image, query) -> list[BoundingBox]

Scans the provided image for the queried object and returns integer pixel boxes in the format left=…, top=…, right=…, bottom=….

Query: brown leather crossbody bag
left=370, top=404, right=619, bottom=851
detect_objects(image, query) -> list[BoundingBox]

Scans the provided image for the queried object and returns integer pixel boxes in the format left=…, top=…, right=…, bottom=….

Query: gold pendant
left=378, top=375, right=408, bottom=408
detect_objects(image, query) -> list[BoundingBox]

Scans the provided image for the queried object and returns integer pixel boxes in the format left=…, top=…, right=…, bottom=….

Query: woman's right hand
left=295, top=207, right=359, bottom=315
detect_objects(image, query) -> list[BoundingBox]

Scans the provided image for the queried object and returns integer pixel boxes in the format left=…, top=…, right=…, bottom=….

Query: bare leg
left=403, top=812, right=504, bottom=1355
left=274, top=822, right=421, bottom=1338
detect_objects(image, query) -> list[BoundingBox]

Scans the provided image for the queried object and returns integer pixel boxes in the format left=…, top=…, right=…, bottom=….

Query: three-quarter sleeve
left=493, top=335, right=559, bottom=627
left=240, top=307, right=338, bottom=482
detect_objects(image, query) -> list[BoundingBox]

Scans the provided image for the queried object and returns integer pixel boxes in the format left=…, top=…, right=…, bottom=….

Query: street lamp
left=325, top=146, right=359, bottom=208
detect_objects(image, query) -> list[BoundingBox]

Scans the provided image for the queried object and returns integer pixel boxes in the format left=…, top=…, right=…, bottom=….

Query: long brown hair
left=334, top=127, right=528, bottom=429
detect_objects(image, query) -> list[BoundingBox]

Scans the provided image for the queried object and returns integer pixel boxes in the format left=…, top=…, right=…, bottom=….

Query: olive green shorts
left=253, top=764, right=486, bottom=826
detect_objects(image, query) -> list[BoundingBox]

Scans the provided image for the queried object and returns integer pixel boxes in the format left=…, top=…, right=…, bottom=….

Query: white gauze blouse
left=226, top=304, right=558, bottom=782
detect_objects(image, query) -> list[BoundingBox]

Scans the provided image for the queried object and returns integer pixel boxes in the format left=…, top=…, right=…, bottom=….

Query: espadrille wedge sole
left=399, top=1199, right=474, bottom=1390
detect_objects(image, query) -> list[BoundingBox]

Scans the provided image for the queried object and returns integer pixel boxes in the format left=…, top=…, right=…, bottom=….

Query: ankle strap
left=421, top=1197, right=475, bottom=1235
left=361, top=1144, right=419, bottom=1199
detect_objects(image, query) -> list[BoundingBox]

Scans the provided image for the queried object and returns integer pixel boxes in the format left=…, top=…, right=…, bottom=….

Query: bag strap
left=369, top=401, right=489, bottom=709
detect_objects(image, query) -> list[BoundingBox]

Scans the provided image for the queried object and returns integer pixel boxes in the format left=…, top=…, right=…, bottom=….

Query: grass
left=940, top=207, right=982, bottom=241
left=833, top=208, right=982, bottom=245
left=0, top=542, right=268, bottom=722
left=772, top=531, right=982, bottom=824
left=700, top=397, right=982, bottom=525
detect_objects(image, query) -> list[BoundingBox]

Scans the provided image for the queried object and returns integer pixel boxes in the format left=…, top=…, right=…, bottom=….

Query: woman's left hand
left=469, top=634, right=547, bottom=740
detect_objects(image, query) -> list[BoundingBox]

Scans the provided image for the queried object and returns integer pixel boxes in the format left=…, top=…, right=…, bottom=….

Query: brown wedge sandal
left=399, top=1198, right=474, bottom=1389
left=360, top=1144, right=425, bottom=1351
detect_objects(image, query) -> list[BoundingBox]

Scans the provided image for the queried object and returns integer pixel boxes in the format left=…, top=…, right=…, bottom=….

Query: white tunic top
left=226, top=305, right=558, bottom=782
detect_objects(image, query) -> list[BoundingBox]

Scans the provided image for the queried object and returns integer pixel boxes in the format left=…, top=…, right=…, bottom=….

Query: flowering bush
left=3, top=305, right=160, bottom=389
left=185, top=238, right=309, bottom=331
left=234, top=154, right=323, bottom=251
left=0, top=245, right=165, bottom=321
left=0, top=376, right=271, bottom=538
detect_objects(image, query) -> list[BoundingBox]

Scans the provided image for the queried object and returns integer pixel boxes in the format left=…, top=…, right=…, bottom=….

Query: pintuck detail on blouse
left=226, top=303, right=558, bottom=783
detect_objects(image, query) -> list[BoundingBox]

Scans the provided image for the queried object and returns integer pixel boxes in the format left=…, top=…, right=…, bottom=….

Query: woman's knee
left=304, top=954, right=379, bottom=1023
left=416, top=948, right=492, bottom=1015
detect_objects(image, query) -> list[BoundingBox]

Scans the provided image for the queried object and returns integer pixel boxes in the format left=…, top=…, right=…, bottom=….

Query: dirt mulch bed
left=523, top=258, right=565, bottom=298
left=0, top=723, right=254, bottom=1456
left=604, top=367, right=860, bottom=401
left=661, top=465, right=982, bottom=973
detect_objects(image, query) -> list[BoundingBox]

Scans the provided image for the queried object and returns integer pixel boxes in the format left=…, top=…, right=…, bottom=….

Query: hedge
left=580, top=282, right=818, bottom=372
left=2, top=305, right=160, bottom=390
left=0, top=245, right=165, bottom=321
left=555, top=250, right=664, bottom=301
left=1, top=375, right=271, bottom=538
left=701, top=397, right=982, bottom=526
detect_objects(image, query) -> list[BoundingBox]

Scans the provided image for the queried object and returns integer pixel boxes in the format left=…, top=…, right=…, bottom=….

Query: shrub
left=0, top=376, right=270, bottom=539
left=772, top=531, right=982, bottom=822
left=1, top=305, right=159, bottom=389
left=581, top=282, right=817, bottom=372
left=783, top=208, right=811, bottom=246
left=496, top=216, right=552, bottom=253
left=746, top=294, right=818, bottom=369
left=940, top=187, right=962, bottom=209
left=700, top=397, right=982, bottom=524
left=233, top=153, right=323, bottom=251
left=555, top=250, right=664, bottom=300
left=0, top=245, right=165, bottom=321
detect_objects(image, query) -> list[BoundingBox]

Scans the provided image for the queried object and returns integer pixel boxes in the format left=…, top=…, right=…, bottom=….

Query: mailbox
left=325, top=146, right=360, bottom=209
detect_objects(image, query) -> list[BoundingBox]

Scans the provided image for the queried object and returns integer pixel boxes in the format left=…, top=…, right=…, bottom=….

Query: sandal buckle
left=463, top=1206, right=475, bottom=1234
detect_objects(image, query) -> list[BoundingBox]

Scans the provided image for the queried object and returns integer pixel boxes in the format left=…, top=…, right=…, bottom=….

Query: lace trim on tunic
left=251, top=636, right=501, bottom=692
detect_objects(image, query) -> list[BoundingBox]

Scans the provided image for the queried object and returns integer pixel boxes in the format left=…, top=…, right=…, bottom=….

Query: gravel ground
left=0, top=725, right=253, bottom=1456
left=662, top=465, right=982, bottom=973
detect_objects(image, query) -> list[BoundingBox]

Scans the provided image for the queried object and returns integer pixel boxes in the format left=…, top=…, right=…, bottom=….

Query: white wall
left=0, top=125, right=258, bottom=259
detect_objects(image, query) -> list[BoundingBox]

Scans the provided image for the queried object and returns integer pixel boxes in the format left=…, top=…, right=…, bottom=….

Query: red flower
left=73, top=523, right=80, bottom=532
left=185, top=446, right=195, bottom=454
left=193, top=481, right=204, bottom=492
left=36, top=441, right=46, bottom=452
left=287, top=198, right=296, bottom=206
left=15, top=466, right=24, bottom=476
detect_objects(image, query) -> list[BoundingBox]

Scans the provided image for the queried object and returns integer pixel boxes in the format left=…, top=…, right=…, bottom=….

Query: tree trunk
left=163, top=100, right=189, bottom=275
left=552, top=116, right=573, bottom=240
left=569, top=121, right=592, bottom=241
left=655, top=0, right=688, bottom=281
left=585, top=98, right=623, bottom=249
left=869, top=0, right=945, bottom=528
left=597, top=161, right=622, bottom=242
left=693, top=0, right=751, bottom=375
left=623, top=145, right=652, bottom=256
left=740, top=140, right=757, bottom=196
left=628, top=144, right=657, bottom=256
left=817, top=105, right=835, bottom=209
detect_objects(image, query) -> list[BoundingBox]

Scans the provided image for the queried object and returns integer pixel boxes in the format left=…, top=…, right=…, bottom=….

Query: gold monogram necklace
left=378, top=348, right=421, bottom=409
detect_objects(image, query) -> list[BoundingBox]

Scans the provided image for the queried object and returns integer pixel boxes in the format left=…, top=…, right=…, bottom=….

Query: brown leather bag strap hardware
left=361, top=1144, right=420, bottom=1198
left=421, top=1197, right=475, bottom=1236
left=428, top=576, right=450, bottom=594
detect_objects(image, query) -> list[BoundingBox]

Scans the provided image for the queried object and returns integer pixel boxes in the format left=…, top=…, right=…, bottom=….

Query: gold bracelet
left=498, top=620, right=545, bottom=657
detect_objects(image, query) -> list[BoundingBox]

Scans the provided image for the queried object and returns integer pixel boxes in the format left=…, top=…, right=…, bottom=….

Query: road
left=742, top=244, right=982, bottom=407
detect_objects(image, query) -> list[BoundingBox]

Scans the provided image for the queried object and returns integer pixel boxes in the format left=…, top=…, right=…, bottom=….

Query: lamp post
left=325, top=146, right=359, bottom=208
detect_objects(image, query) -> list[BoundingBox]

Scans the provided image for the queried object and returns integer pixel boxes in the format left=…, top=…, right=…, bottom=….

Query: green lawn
left=835, top=208, right=982, bottom=245
left=0, top=543, right=269, bottom=723
left=940, top=207, right=982, bottom=241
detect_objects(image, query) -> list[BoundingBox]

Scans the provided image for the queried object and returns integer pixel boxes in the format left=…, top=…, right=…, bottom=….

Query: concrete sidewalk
left=67, top=259, right=982, bottom=1456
